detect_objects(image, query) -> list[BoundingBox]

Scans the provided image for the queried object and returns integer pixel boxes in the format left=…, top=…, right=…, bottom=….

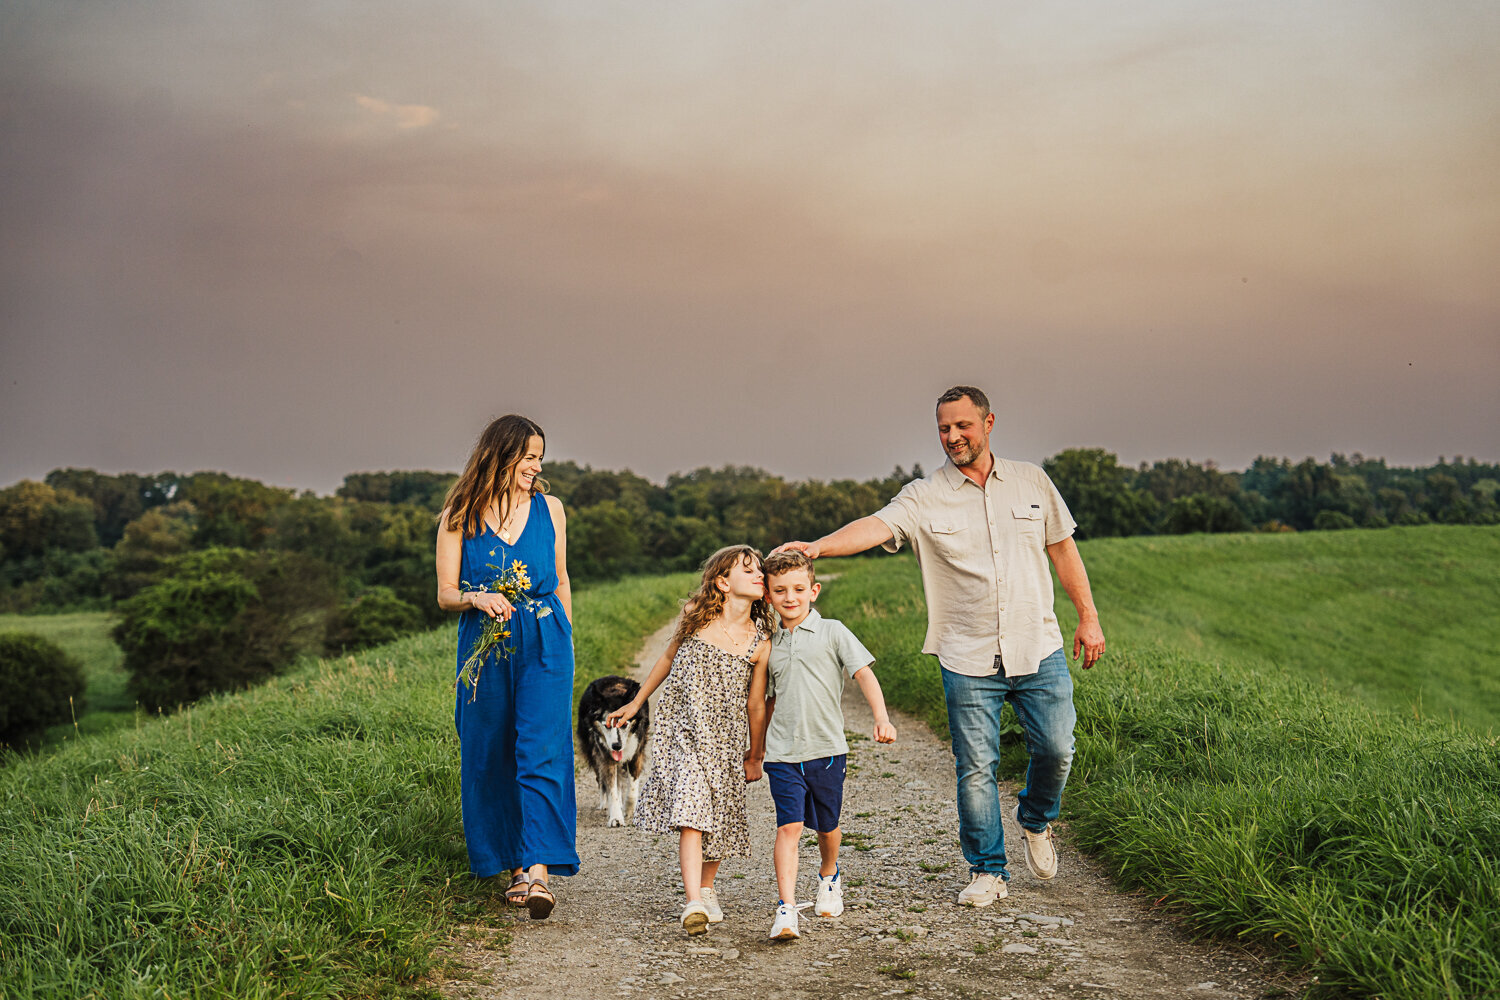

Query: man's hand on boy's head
left=771, top=540, right=818, bottom=559
left=873, top=721, right=897, bottom=744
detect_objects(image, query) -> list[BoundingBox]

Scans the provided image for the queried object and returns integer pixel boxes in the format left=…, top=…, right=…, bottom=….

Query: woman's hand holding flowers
left=469, top=590, right=515, bottom=621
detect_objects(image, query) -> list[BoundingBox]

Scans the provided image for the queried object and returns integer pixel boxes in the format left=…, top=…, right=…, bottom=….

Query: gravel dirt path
left=439, top=622, right=1296, bottom=1000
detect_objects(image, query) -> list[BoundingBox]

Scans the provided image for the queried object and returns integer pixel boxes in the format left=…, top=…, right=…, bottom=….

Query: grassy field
left=1073, top=526, right=1500, bottom=732
left=6, top=528, right=1496, bottom=998
left=816, top=525, right=1500, bottom=1000
left=0, top=573, right=693, bottom=999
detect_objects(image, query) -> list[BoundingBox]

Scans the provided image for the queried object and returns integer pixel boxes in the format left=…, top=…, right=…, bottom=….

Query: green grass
left=817, top=526, right=1500, bottom=1000
left=1074, top=526, right=1500, bottom=732
left=0, top=573, right=691, bottom=999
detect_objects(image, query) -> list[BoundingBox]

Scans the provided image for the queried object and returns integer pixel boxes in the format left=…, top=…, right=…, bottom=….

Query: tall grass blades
left=0, top=573, right=691, bottom=999
left=816, top=528, right=1500, bottom=1000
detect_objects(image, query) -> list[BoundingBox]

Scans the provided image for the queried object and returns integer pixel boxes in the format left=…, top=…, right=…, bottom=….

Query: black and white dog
left=576, top=675, right=650, bottom=827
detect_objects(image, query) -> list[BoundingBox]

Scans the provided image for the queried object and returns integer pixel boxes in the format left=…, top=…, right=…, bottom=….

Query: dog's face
left=592, top=717, right=641, bottom=763
left=582, top=676, right=646, bottom=764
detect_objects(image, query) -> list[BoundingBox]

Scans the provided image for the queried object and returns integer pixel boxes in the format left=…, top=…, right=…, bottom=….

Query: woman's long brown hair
left=441, top=415, right=549, bottom=539
left=671, top=545, right=775, bottom=648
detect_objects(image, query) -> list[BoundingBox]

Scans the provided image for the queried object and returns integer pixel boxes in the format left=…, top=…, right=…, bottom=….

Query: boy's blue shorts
left=764, top=755, right=847, bottom=832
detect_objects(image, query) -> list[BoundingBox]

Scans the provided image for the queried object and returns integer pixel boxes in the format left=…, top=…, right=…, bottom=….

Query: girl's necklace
left=717, top=618, right=754, bottom=653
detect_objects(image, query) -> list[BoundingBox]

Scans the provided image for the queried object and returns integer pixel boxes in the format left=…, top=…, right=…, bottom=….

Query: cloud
left=353, top=94, right=439, bottom=129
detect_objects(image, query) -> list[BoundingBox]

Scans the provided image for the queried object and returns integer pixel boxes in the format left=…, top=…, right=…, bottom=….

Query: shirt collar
left=941, top=454, right=1003, bottom=490
left=776, top=607, right=822, bottom=640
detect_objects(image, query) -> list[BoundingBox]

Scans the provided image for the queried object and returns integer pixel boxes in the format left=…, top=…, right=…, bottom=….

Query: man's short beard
left=949, top=440, right=983, bottom=466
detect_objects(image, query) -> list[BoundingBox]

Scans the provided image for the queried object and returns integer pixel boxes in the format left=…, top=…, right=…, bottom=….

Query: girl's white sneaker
left=681, top=899, right=710, bottom=936
left=700, top=885, right=724, bottom=923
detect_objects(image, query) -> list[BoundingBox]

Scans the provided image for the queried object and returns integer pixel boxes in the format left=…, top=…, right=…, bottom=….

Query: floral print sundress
left=634, top=630, right=762, bottom=860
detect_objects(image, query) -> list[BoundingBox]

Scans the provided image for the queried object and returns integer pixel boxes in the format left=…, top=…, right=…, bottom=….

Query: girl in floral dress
left=607, top=545, right=773, bottom=936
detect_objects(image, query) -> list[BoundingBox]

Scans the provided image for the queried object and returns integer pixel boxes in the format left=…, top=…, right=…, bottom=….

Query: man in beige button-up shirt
left=776, top=386, right=1104, bottom=908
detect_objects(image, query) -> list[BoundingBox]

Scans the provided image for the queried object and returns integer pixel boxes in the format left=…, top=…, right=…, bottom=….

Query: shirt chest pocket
left=928, top=517, right=970, bottom=557
left=1011, top=503, right=1044, bottom=538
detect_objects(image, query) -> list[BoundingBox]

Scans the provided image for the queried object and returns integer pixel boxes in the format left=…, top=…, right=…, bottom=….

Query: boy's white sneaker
left=699, top=885, right=724, bottom=923
left=814, top=870, right=844, bottom=917
left=681, top=899, right=710, bottom=936
left=1011, top=805, right=1058, bottom=879
left=957, top=872, right=1007, bottom=907
left=768, top=901, right=800, bottom=941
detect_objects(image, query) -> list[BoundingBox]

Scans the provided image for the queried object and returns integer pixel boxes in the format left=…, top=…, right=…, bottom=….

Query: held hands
left=469, top=591, right=515, bottom=621
left=872, top=721, right=898, bottom=744
left=1074, top=618, right=1105, bottom=669
left=743, top=751, right=763, bottom=783
left=605, top=700, right=641, bottom=729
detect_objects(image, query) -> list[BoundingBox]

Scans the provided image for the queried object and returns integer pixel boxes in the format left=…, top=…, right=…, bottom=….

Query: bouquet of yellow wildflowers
left=458, top=557, right=532, bottom=702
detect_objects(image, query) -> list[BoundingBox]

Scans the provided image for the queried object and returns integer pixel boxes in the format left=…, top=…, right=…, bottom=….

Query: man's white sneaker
left=700, top=885, right=724, bottom=923
left=768, top=901, right=800, bottom=941
left=681, top=899, right=710, bottom=936
left=1011, top=805, right=1058, bottom=879
left=814, top=870, right=844, bottom=917
left=956, top=872, right=1007, bottom=907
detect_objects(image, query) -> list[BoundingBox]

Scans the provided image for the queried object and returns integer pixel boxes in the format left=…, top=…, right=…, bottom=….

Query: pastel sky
left=3, top=0, right=1496, bottom=494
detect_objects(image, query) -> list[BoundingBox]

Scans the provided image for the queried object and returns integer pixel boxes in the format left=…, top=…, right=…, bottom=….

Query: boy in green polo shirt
left=755, top=550, right=897, bottom=941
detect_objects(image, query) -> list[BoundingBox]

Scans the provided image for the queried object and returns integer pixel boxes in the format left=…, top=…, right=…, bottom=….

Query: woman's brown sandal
left=504, top=872, right=531, bottom=907
left=525, top=879, right=555, bottom=920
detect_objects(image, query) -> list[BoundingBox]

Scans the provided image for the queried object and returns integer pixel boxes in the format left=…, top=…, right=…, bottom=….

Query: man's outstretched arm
left=774, top=515, right=895, bottom=559
left=1046, top=536, right=1105, bottom=668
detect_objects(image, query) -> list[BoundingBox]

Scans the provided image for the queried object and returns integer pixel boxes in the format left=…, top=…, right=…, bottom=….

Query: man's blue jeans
left=940, top=648, right=1075, bottom=880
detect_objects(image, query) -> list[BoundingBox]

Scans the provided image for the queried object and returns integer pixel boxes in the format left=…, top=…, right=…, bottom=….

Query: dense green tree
left=1133, top=458, right=1239, bottom=505
left=336, top=471, right=454, bottom=512
left=326, top=586, right=424, bottom=653
left=114, top=548, right=338, bottom=710
left=0, top=481, right=98, bottom=561
left=1313, top=510, right=1358, bottom=530
left=179, top=473, right=295, bottom=549
left=1161, top=494, right=1252, bottom=535
left=107, top=502, right=198, bottom=599
left=44, top=469, right=180, bottom=547
left=568, top=500, right=642, bottom=579
left=1043, top=449, right=1158, bottom=539
left=355, top=503, right=443, bottom=626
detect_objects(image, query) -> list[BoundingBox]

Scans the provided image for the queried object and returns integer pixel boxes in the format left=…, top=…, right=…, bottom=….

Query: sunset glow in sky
left=3, top=1, right=1496, bottom=492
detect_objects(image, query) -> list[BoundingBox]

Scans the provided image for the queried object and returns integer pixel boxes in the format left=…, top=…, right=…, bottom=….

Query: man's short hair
left=936, top=385, right=991, bottom=419
left=762, top=549, right=816, bottom=586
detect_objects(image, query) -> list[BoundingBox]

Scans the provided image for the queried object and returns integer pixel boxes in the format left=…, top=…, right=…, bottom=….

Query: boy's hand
left=873, top=721, right=897, bottom=744
left=605, top=701, right=638, bottom=728
left=743, top=756, right=763, bottom=783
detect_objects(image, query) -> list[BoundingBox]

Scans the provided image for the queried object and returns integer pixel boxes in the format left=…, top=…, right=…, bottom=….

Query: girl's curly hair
left=671, top=544, right=775, bottom=648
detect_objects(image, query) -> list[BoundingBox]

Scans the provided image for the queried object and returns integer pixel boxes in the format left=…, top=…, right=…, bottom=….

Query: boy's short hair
left=762, top=549, right=816, bottom=586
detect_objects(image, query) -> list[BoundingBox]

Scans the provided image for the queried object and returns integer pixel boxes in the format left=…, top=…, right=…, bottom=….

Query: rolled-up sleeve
left=873, top=479, right=925, bottom=553
left=1042, top=473, right=1078, bottom=546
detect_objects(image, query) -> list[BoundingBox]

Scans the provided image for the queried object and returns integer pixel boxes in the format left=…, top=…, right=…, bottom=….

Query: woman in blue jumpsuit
left=436, top=415, right=577, bottom=919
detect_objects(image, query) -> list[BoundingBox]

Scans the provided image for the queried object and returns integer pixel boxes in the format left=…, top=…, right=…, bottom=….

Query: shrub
left=326, top=586, right=424, bottom=653
left=0, top=631, right=86, bottom=748
left=114, top=548, right=338, bottom=710
left=1314, top=509, right=1358, bottom=530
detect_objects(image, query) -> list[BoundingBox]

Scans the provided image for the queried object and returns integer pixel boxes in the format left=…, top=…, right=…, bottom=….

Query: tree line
left=0, top=451, right=1494, bottom=711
